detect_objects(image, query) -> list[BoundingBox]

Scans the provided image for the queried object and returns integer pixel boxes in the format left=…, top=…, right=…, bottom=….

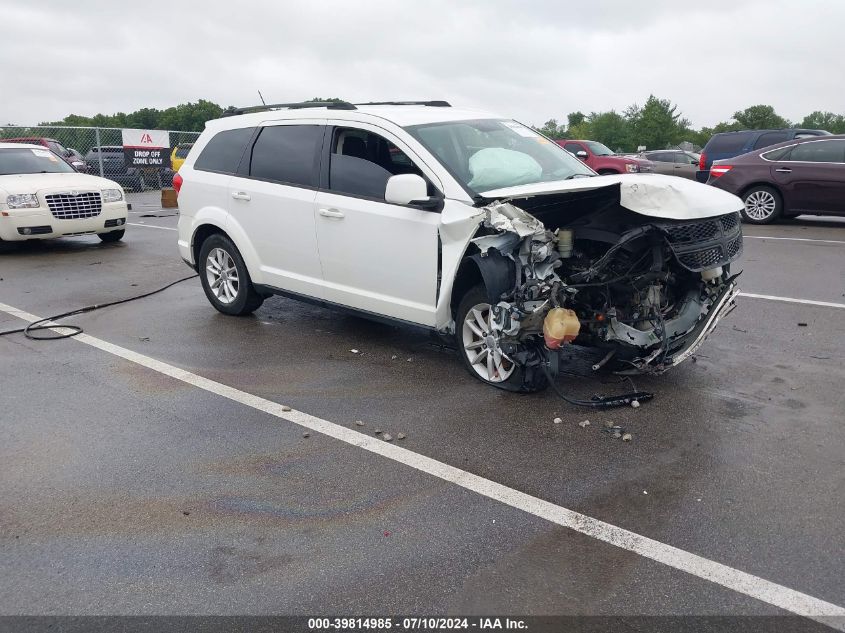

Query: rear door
left=771, top=139, right=845, bottom=213
left=226, top=121, right=326, bottom=296
left=313, top=121, right=442, bottom=326
left=646, top=152, right=674, bottom=175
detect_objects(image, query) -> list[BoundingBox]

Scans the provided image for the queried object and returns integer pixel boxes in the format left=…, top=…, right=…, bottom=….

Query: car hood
left=479, top=173, right=743, bottom=220
left=0, top=172, right=123, bottom=195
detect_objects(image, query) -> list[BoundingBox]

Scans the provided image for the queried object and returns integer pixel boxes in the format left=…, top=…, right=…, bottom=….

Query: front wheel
left=455, top=284, right=545, bottom=392
left=198, top=233, right=264, bottom=316
left=99, top=229, right=124, bottom=243
left=741, top=186, right=782, bottom=224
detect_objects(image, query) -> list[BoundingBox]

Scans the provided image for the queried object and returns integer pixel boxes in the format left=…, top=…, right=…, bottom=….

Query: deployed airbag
left=467, top=148, right=542, bottom=191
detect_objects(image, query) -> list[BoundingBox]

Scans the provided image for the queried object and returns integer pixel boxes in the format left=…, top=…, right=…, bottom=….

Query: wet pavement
left=1, top=193, right=843, bottom=621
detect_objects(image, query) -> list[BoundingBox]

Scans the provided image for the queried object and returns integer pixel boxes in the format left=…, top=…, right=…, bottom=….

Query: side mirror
left=385, top=174, right=440, bottom=210
left=576, top=150, right=588, bottom=160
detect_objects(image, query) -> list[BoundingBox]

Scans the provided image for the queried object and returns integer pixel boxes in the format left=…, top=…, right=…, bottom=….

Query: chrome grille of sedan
left=45, top=192, right=102, bottom=220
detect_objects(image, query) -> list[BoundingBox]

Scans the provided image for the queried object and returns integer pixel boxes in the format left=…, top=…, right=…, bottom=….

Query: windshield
left=0, top=148, right=75, bottom=175
left=405, top=119, right=594, bottom=193
left=584, top=141, right=614, bottom=156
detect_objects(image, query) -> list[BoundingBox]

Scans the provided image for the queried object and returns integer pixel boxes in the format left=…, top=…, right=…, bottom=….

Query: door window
left=788, top=139, right=845, bottom=163
left=327, top=127, right=431, bottom=201
left=752, top=132, right=790, bottom=150
left=563, top=142, right=584, bottom=155
left=195, top=127, right=256, bottom=174
left=648, top=152, right=671, bottom=162
left=249, top=125, right=323, bottom=187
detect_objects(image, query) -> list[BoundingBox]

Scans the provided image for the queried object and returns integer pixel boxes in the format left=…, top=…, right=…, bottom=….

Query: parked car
left=556, top=140, right=654, bottom=174
left=171, top=143, right=194, bottom=171
left=642, top=149, right=700, bottom=179
left=2, top=137, right=83, bottom=171
left=707, top=135, right=845, bottom=224
left=84, top=146, right=146, bottom=191
left=0, top=142, right=128, bottom=242
left=66, top=148, right=88, bottom=173
left=175, top=101, right=743, bottom=392
left=696, top=128, right=831, bottom=182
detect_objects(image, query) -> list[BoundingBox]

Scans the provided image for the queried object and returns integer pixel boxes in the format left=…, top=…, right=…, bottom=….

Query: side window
left=707, top=133, right=750, bottom=154
left=652, top=152, right=671, bottom=163
left=753, top=132, right=789, bottom=150
left=248, top=125, right=322, bottom=187
left=328, top=127, right=429, bottom=200
left=761, top=146, right=793, bottom=161
left=563, top=142, right=583, bottom=155
left=194, top=127, right=255, bottom=174
left=789, top=140, right=845, bottom=163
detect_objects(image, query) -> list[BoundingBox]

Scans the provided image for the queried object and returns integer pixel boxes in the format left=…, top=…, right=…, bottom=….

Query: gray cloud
left=1, top=0, right=842, bottom=128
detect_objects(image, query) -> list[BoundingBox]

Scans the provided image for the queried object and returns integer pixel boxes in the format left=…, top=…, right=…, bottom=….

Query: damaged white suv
left=176, top=101, right=743, bottom=392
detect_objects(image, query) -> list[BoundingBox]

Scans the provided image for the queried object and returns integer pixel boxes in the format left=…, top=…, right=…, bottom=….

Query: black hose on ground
left=541, top=363, right=654, bottom=409
left=0, top=275, right=199, bottom=341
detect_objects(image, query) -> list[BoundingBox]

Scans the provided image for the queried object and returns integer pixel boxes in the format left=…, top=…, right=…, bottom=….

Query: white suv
left=176, top=101, right=743, bottom=391
left=0, top=143, right=128, bottom=243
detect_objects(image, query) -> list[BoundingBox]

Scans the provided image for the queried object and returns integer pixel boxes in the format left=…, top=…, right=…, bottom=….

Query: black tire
left=99, top=229, right=125, bottom=243
left=740, top=185, right=782, bottom=224
left=454, top=284, right=546, bottom=392
left=597, top=169, right=619, bottom=175
left=198, top=233, right=264, bottom=316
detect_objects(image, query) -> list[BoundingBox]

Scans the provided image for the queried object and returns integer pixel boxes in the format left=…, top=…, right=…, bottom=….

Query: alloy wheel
left=461, top=302, right=515, bottom=382
left=205, top=247, right=239, bottom=305
left=744, top=190, right=776, bottom=221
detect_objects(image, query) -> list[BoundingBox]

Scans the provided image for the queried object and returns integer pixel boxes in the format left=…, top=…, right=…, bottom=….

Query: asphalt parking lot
left=1, top=191, right=843, bottom=628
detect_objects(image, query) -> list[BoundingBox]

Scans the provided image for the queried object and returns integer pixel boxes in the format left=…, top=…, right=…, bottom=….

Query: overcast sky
left=1, top=0, right=843, bottom=129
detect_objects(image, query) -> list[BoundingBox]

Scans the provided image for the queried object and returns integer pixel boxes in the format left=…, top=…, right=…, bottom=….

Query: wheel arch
left=449, top=248, right=515, bottom=319
left=739, top=181, right=784, bottom=203
left=191, top=219, right=263, bottom=284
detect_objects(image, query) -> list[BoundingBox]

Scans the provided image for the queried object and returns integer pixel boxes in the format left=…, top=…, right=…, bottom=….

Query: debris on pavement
left=281, top=405, right=291, bottom=412
left=643, top=490, right=648, bottom=495
left=355, top=420, right=365, bottom=426
left=622, top=433, right=633, bottom=441
left=797, top=322, right=808, bottom=327
left=397, top=433, right=406, bottom=440
left=602, top=425, right=625, bottom=439
left=138, top=337, right=150, bottom=342
left=631, top=400, right=641, bottom=409
left=302, top=432, right=310, bottom=438
left=579, top=420, right=591, bottom=428
left=553, top=417, right=563, bottom=424
left=374, top=429, right=382, bottom=435
left=391, top=355, right=398, bottom=360
left=383, top=434, right=393, bottom=442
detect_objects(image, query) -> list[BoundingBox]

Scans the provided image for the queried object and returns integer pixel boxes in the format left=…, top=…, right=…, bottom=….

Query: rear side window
left=761, top=146, right=793, bottom=161
left=789, top=139, right=845, bottom=163
left=249, top=125, right=322, bottom=187
left=648, top=152, right=671, bottom=162
left=752, top=132, right=789, bottom=150
left=706, top=133, right=751, bottom=154
left=194, top=127, right=255, bottom=174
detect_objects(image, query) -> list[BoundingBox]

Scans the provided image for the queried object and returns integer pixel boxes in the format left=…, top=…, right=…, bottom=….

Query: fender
left=468, top=249, right=516, bottom=304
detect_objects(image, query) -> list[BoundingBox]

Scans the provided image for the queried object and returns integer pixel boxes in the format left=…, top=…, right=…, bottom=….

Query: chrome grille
left=45, top=192, right=102, bottom=220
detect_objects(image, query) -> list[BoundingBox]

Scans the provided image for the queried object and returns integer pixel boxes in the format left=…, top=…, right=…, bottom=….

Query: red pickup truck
left=557, top=139, right=654, bottom=174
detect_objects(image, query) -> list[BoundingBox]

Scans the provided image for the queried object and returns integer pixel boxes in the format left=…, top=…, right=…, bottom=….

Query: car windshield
left=0, top=147, right=75, bottom=175
left=405, top=118, right=594, bottom=193
left=585, top=141, right=615, bottom=156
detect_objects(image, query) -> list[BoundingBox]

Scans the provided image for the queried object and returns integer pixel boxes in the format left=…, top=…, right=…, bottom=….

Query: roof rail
left=222, top=101, right=357, bottom=117
left=356, top=101, right=451, bottom=107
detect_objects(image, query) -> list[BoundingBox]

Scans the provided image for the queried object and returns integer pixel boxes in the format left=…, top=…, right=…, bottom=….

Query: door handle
left=231, top=191, right=251, bottom=201
left=775, top=168, right=792, bottom=173
left=319, top=208, right=345, bottom=219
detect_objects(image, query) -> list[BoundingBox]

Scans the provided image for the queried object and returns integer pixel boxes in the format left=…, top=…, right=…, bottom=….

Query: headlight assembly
left=625, top=164, right=640, bottom=173
left=101, top=188, right=124, bottom=202
left=6, top=194, right=40, bottom=209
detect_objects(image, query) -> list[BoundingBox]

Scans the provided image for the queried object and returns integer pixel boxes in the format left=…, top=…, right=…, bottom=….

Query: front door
left=314, top=122, right=442, bottom=326
left=771, top=139, right=845, bottom=213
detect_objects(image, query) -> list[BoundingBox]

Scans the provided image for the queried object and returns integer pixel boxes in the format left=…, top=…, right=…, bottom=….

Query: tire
left=741, top=185, right=782, bottom=224
left=98, top=229, right=125, bottom=243
left=198, top=233, right=264, bottom=316
left=597, top=169, right=619, bottom=175
left=455, top=284, right=545, bottom=392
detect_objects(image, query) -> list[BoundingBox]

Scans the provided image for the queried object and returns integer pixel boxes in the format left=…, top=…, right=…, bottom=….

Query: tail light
left=173, top=172, right=183, bottom=194
left=699, top=152, right=706, bottom=171
left=710, top=165, right=733, bottom=178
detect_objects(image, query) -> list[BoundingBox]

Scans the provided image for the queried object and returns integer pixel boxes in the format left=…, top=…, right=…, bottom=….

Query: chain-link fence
left=0, top=125, right=200, bottom=193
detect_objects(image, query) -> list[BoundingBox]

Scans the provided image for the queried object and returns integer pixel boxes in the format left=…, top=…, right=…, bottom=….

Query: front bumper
left=0, top=201, right=128, bottom=241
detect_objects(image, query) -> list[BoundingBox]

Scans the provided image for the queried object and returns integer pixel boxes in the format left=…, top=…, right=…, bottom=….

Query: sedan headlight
left=625, top=163, right=640, bottom=173
left=6, top=194, right=40, bottom=209
left=101, top=188, right=123, bottom=202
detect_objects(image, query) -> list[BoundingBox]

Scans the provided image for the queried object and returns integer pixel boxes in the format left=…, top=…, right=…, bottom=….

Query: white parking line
left=0, top=301, right=843, bottom=627
left=744, top=235, right=845, bottom=245
left=127, top=223, right=177, bottom=231
left=739, top=292, right=845, bottom=309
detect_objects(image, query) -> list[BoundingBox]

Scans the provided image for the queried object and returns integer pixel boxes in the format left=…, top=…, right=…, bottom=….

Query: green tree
left=627, top=95, right=687, bottom=150
left=800, top=110, right=845, bottom=133
left=585, top=111, right=630, bottom=151
left=535, top=118, right=566, bottom=139
left=567, top=111, right=586, bottom=129
left=732, top=105, right=790, bottom=130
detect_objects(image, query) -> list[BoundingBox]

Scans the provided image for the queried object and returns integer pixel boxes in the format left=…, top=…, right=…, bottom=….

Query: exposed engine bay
left=460, top=183, right=743, bottom=393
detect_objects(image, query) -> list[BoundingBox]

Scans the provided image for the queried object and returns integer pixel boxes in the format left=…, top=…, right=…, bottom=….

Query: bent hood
left=479, top=173, right=743, bottom=220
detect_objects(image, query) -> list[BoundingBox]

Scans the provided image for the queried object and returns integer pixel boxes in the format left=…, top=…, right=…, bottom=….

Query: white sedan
left=0, top=142, right=128, bottom=242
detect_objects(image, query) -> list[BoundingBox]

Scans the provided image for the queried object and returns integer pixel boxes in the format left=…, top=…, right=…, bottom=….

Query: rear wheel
left=455, top=284, right=545, bottom=392
left=198, top=233, right=264, bottom=316
left=741, top=186, right=782, bottom=224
